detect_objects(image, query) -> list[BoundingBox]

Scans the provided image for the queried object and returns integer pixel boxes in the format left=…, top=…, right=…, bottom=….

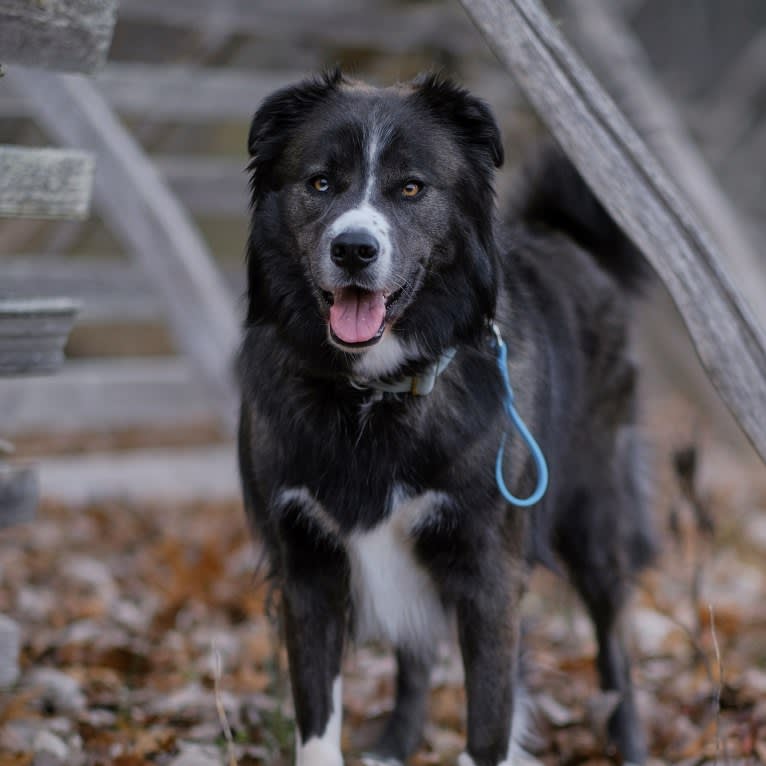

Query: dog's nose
left=330, top=230, right=379, bottom=273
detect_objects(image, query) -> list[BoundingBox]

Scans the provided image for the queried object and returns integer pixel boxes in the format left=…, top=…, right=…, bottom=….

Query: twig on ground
left=211, top=639, right=239, bottom=766
left=708, top=603, right=729, bottom=765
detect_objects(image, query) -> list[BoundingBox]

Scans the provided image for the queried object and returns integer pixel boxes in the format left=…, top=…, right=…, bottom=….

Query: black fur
left=238, top=73, right=655, bottom=766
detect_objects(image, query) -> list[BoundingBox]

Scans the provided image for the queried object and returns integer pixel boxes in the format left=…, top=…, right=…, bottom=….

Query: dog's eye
left=310, top=176, right=330, bottom=193
left=402, top=181, right=423, bottom=198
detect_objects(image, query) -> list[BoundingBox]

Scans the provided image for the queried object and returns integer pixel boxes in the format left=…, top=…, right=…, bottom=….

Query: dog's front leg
left=456, top=567, right=523, bottom=766
left=279, top=512, right=349, bottom=766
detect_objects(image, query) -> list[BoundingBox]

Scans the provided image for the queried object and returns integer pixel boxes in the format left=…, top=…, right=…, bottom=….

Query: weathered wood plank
left=458, top=0, right=766, bottom=462
left=0, top=464, right=38, bottom=529
left=95, top=65, right=301, bottom=122
left=9, top=69, right=241, bottom=435
left=156, top=155, right=248, bottom=216
left=0, top=146, right=94, bottom=219
left=0, top=298, right=79, bottom=375
left=0, top=0, right=117, bottom=73
left=0, top=358, right=213, bottom=434
left=561, top=0, right=766, bottom=334
left=0, top=258, right=150, bottom=321
left=0, top=64, right=290, bottom=121
left=0, top=65, right=302, bottom=121
left=117, top=0, right=481, bottom=56
left=0, top=258, right=244, bottom=322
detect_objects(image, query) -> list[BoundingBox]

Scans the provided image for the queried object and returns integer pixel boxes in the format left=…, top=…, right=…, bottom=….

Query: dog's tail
left=510, top=143, right=650, bottom=294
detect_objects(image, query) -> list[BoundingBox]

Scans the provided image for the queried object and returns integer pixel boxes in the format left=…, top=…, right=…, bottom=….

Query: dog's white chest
left=347, top=492, right=447, bottom=651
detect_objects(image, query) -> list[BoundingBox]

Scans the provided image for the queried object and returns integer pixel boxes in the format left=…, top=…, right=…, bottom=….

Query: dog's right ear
left=247, top=68, right=344, bottom=206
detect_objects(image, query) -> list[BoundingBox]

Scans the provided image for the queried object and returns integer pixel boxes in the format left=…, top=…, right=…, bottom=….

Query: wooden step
left=0, top=298, right=79, bottom=375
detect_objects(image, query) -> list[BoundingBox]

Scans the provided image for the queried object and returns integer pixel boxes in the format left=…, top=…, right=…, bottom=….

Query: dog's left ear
left=247, top=68, right=345, bottom=206
left=412, top=73, right=504, bottom=170
left=413, top=75, right=501, bottom=329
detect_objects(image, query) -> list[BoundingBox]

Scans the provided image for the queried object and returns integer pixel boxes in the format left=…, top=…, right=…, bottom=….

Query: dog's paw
left=457, top=753, right=477, bottom=766
left=458, top=751, right=543, bottom=766
left=360, top=753, right=403, bottom=766
left=297, top=739, right=344, bottom=766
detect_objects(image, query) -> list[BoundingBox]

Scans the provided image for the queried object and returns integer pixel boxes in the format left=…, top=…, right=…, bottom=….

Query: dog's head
left=246, top=70, right=503, bottom=375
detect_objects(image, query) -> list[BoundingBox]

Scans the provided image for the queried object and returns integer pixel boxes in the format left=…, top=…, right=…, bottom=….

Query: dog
left=237, top=70, right=656, bottom=766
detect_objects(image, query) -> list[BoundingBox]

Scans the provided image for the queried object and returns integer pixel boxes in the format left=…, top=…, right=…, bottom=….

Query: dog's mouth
left=322, top=286, right=405, bottom=349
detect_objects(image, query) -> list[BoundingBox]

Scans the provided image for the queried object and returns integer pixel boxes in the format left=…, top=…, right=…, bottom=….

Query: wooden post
left=561, top=0, right=766, bottom=334
left=457, top=0, right=766, bottom=463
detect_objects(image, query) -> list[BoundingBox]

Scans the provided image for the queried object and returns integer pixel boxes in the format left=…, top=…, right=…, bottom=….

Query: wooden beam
left=94, top=65, right=300, bottom=122
left=0, top=146, right=94, bottom=219
left=0, top=298, right=79, bottom=375
left=1, top=63, right=522, bottom=123
left=9, top=69, right=241, bottom=435
left=0, top=258, right=160, bottom=322
left=561, top=0, right=766, bottom=334
left=0, top=257, right=244, bottom=323
left=117, top=0, right=481, bottom=56
left=156, top=155, right=248, bottom=216
left=0, top=358, right=213, bottom=434
left=0, top=0, right=117, bottom=73
left=458, top=0, right=766, bottom=462
left=0, top=64, right=300, bottom=121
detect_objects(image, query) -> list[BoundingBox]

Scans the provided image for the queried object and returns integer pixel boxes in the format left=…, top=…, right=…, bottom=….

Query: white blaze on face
left=296, top=676, right=343, bottom=766
left=324, top=119, right=394, bottom=288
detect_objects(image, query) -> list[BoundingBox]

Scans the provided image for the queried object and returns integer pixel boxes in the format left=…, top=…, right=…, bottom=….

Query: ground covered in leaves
left=2, top=427, right=766, bottom=765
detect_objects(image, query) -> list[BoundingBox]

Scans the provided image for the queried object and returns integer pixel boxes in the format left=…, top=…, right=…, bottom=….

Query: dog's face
left=246, top=71, right=503, bottom=369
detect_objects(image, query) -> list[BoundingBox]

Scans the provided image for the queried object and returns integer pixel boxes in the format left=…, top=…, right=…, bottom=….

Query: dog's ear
left=412, top=74, right=501, bottom=329
left=412, top=73, right=504, bottom=169
left=247, top=68, right=344, bottom=205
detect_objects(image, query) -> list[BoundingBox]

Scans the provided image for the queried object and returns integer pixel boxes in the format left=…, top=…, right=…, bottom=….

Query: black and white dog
left=238, top=70, right=655, bottom=766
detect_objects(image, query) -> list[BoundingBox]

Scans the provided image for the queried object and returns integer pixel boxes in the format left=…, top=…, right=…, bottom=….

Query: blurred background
left=2, top=0, right=765, bottom=470
left=1, top=1, right=766, bottom=764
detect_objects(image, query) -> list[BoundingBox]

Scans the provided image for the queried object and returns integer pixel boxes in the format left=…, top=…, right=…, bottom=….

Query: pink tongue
left=329, top=289, right=386, bottom=344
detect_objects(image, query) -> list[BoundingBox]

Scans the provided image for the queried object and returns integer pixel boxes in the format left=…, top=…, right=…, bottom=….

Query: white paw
left=360, top=756, right=403, bottom=766
left=296, top=738, right=344, bottom=766
left=458, top=751, right=543, bottom=766
left=503, top=751, right=544, bottom=766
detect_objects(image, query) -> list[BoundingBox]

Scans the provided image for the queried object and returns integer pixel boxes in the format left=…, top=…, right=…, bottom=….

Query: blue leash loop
left=491, top=322, right=549, bottom=507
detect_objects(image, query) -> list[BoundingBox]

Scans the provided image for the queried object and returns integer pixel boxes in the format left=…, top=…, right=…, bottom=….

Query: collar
left=347, top=347, right=457, bottom=396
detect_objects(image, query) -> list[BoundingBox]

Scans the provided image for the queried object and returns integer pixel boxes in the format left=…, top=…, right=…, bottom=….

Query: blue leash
left=491, top=322, right=549, bottom=507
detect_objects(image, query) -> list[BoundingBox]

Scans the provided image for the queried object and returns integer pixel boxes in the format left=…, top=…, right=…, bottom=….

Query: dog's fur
left=238, top=70, right=656, bottom=766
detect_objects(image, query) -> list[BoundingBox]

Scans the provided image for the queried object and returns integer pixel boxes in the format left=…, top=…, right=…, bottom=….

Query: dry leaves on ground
left=1, top=430, right=766, bottom=765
